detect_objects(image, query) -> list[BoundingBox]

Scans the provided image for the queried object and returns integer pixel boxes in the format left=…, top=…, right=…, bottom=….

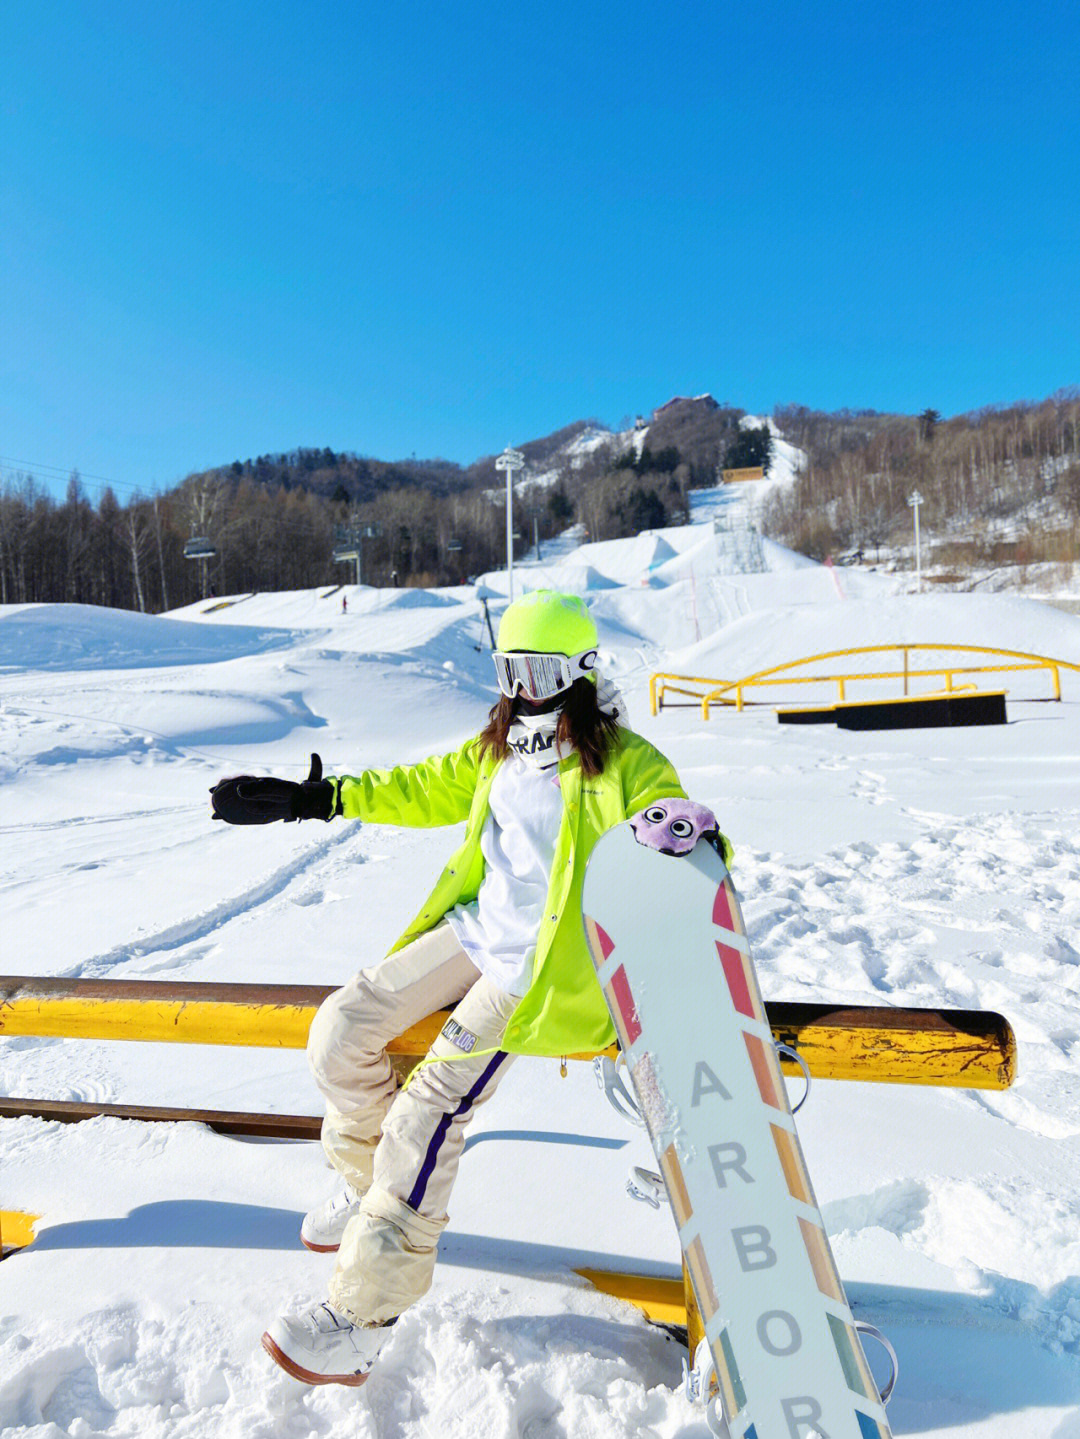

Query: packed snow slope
left=3, top=509, right=1080, bottom=1438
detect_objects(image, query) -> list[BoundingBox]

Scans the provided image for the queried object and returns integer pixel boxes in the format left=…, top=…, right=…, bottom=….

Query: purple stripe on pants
left=407, top=1052, right=508, bottom=1211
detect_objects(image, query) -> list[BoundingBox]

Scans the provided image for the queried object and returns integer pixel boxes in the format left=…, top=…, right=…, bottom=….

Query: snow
left=0, top=604, right=300, bottom=673
left=3, top=515, right=1080, bottom=1436
left=669, top=592, right=1080, bottom=695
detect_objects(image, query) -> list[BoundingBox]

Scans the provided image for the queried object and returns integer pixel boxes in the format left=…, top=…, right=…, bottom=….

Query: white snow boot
left=300, top=1182, right=363, bottom=1252
left=262, top=1302, right=393, bottom=1386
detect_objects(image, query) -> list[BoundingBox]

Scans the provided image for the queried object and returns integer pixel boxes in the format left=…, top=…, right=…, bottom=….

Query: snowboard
left=582, top=824, right=893, bottom=1439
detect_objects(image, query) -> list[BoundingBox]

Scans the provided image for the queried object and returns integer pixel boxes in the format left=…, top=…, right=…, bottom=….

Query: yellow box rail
left=0, top=976, right=1015, bottom=1089
left=649, top=643, right=1080, bottom=719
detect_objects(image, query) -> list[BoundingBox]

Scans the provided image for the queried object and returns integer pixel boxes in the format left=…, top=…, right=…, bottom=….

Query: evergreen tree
left=723, top=425, right=773, bottom=474
left=918, top=408, right=941, bottom=443
left=624, top=487, right=666, bottom=532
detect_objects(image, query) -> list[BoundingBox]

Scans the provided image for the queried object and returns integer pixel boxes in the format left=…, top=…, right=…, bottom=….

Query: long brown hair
left=477, top=677, right=621, bottom=778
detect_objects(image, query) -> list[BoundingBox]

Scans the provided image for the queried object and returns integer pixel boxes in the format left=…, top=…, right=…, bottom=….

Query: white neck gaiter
left=503, top=674, right=629, bottom=772
left=505, top=709, right=563, bottom=771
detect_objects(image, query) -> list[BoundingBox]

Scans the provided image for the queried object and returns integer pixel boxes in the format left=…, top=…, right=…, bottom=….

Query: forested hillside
left=0, top=399, right=763, bottom=609
left=765, top=391, right=1080, bottom=572
left=1, top=390, right=1076, bottom=612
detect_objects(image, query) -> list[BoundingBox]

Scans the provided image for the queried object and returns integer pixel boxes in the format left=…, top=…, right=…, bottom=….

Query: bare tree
left=124, top=501, right=155, bottom=612
left=152, top=495, right=170, bottom=610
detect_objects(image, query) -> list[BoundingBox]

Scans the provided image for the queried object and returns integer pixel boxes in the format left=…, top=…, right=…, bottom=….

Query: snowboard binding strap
left=775, top=1041, right=812, bottom=1113
left=593, top=1054, right=646, bottom=1126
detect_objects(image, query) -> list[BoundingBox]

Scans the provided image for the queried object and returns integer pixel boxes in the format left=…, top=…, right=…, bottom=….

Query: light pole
left=495, top=447, right=525, bottom=600
left=907, top=490, right=923, bottom=592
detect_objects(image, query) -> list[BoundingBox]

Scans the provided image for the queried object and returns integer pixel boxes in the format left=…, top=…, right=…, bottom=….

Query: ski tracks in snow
left=62, top=825, right=364, bottom=982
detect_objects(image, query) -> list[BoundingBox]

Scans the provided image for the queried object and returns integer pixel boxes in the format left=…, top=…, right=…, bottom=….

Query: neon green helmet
left=496, top=590, right=599, bottom=656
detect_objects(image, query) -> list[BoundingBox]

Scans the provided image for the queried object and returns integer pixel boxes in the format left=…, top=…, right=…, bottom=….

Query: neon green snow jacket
left=330, top=731, right=687, bottom=1057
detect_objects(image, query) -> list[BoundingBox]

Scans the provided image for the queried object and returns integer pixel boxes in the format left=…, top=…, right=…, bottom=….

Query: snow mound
left=760, top=537, right=820, bottom=571
left=380, top=588, right=462, bottom=609
left=563, top=532, right=681, bottom=584
left=539, top=562, right=621, bottom=592
left=0, top=604, right=298, bottom=673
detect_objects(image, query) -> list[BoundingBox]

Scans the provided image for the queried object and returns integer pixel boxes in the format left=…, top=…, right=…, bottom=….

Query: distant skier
left=341, top=594, right=347, bottom=614
left=210, top=590, right=728, bottom=1385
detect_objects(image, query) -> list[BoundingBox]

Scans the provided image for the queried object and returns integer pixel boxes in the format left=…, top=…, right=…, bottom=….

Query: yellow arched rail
left=649, top=644, right=1080, bottom=718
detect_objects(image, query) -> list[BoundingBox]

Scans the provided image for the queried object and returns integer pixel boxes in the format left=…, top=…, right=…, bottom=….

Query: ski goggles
left=492, top=648, right=598, bottom=702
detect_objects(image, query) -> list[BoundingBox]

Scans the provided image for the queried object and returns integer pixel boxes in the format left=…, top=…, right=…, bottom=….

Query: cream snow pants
left=306, top=922, right=519, bottom=1326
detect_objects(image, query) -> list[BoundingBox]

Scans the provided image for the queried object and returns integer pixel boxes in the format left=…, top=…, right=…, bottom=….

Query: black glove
left=210, top=753, right=337, bottom=824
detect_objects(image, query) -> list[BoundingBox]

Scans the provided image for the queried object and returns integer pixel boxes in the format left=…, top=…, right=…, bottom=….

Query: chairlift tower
left=183, top=535, right=217, bottom=599
left=333, top=522, right=380, bottom=586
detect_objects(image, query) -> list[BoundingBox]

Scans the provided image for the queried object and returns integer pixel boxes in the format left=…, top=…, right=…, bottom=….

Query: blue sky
left=3, top=0, right=1078, bottom=501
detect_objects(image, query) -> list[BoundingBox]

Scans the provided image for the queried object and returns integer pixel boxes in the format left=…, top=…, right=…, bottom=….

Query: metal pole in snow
left=908, top=490, right=924, bottom=592
left=495, top=448, right=525, bottom=601
left=507, top=466, right=513, bottom=600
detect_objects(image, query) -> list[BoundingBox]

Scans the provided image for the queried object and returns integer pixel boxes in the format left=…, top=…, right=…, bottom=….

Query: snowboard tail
left=583, top=827, right=893, bottom=1439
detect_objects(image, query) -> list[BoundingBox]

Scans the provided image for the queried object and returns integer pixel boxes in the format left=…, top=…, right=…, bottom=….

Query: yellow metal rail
left=574, top=1269, right=687, bottom=1326
left=0, top=977, right=1016, bottom=1089
left=649, top=644, right=1080, bottom=718
left=0, top=1211, right=40, bottom=1254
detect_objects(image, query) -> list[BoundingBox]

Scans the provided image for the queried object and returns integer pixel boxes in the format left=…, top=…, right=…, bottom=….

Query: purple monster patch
left=629, top=798, right=719, bottom=856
